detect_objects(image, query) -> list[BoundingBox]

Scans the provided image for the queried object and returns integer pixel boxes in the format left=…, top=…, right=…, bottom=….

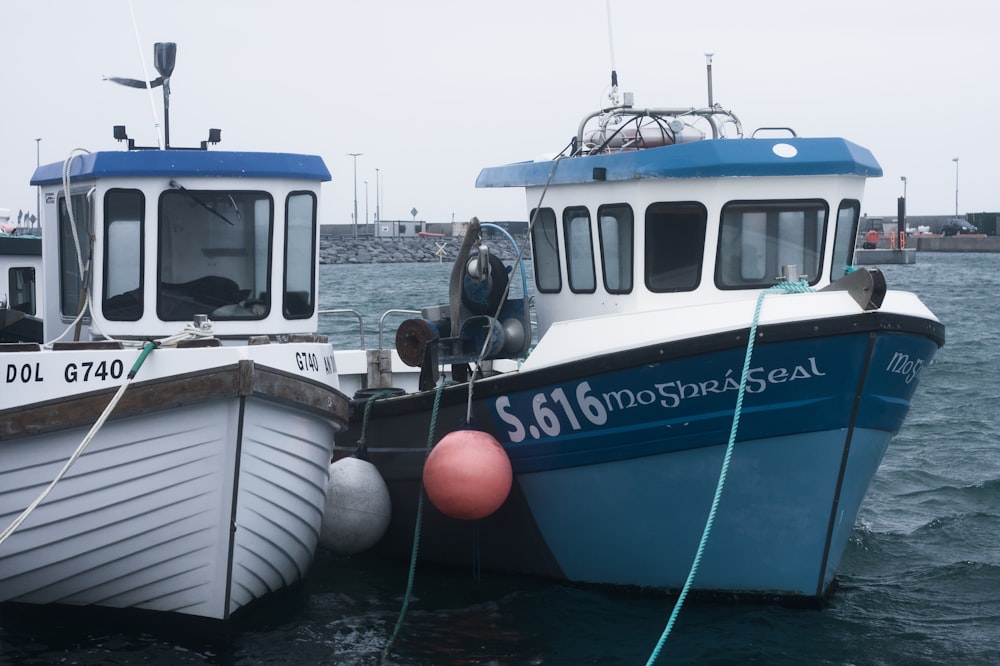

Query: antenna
left=605, top=0, right=619, bottom=107
left=705, top=52, right=715, bottom=108
left=126, top=1, right=163, bottom=148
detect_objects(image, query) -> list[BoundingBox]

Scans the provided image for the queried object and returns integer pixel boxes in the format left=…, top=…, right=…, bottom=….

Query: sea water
left=1, top=253, right=998, bottom=665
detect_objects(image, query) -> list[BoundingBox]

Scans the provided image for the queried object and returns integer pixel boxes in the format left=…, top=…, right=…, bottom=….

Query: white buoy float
left=319, top=455, right=391, bottom=555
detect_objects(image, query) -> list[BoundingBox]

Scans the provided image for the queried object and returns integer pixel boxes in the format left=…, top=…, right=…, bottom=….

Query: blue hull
left=342, top=317, right=941, bottom=599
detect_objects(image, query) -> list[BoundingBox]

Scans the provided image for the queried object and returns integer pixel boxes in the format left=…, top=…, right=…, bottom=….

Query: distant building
left=861, top=213, right=997, bottom=236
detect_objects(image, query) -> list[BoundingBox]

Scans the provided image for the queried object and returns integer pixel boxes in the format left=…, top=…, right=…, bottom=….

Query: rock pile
left=319, top=235, right=528, bottom=265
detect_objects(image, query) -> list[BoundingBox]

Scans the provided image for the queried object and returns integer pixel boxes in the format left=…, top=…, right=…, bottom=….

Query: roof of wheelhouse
left=31, top=150, right=331, bottom=187
left=476, top=137, right=882, bottom=188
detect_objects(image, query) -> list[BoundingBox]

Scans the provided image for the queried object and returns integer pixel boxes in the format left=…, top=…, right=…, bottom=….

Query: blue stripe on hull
left=517, top=427, right=890, bottom=595
left=487, top=332, right=935, bottom=475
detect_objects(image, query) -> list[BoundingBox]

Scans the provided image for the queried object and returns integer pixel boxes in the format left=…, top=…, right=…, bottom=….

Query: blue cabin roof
left=31, top=150, right=331, bottom=186
left=476, top=137, right=882, bottom=188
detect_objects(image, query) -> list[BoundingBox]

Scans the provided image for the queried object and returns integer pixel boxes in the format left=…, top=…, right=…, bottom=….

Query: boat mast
left=705, top=52, right=715, bottom=108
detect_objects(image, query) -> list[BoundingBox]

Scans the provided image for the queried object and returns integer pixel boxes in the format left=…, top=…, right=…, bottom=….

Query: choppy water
left=2, top=253, right=999, bottom=665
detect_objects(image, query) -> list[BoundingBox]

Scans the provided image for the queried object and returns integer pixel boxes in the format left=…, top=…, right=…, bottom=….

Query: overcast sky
left=2, top=1, right=996, bottom=227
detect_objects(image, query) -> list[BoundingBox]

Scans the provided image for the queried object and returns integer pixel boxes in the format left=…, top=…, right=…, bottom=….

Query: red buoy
left=422, top=429, right=512, bottom=520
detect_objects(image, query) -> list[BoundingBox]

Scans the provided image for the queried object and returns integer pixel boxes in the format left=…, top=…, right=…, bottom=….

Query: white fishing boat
left=0, top=43, right=349, bottom=622
left=325, top=59, right=944, bottom=602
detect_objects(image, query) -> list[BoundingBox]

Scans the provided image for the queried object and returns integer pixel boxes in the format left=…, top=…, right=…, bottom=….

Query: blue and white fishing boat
left=0, top=44, right=349, bottom=622
left=328, top=61, right=944, bottom=601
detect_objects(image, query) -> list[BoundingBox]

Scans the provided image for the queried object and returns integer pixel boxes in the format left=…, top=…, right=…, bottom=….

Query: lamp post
left=951, top=157, right=959, bottom=217
left=375, top=167, right=380, bottom=225
left=899, top=176, right=907, bottom=233
left=35, top=138, right=41, bottom=225
left=347, top=152, right=363, bottom=237
left=363, top=180, right=369, bottom=235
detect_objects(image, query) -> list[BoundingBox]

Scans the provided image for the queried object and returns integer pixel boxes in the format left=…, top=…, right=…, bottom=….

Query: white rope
left=0, top=342, right=155, bottom=547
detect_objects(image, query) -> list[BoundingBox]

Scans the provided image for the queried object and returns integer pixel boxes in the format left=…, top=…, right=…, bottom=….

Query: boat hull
left=0, top=346, right=348, bottom=621
left=337, top=313, right=942, bottom=599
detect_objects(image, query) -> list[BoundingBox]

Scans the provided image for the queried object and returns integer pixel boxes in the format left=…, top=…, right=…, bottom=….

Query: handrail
left=318, top=308, right=365, bottom=348
left=378, top=309, right=420, bottom=350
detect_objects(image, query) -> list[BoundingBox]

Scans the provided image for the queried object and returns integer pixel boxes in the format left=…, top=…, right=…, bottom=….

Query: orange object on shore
left=865, top=229, right=879, bottom=245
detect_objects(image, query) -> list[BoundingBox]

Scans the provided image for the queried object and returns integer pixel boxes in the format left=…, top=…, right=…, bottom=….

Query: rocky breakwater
left=319, top=235, right=527, bottom=264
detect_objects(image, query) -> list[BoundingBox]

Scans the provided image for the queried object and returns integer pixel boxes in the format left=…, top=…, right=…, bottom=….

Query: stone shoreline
left=319, top=235, right=528, bottom=264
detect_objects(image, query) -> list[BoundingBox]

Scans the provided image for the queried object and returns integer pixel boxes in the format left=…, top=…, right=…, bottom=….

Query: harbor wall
left=911, top=236, right=1000, bottom=252
left=319, top=234, right=528, bottom=264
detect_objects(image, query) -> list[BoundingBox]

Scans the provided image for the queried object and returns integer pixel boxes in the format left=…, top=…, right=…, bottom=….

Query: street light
left=951, top=157, right=959, bottom=217
left=375, top=167, right=380, bottom=224
left=35, top=138, right=41, bottom=225
left=363, top=180, right=369, bottom=234
left=347, top=152, right=363, bottom=238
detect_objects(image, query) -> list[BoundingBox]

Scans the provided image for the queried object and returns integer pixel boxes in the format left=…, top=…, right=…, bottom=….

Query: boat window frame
left=283, top=190, right=317, bottom=319
left=102, top=188, right=145, bottom=321
left=715, top=198, right=829, bottom=290
left=644, top=201, right=708, bottom=293
left=56, top=190, right=93, bottom=321
left=563, top=206, right=597, bottom=294
left=831, top=199, right=860, bottom=281
left=530, top=207, right=562, bottom=293
left=6, top=266, right=36, bottom=315
left=597, top=203, right=634, bottom=294
left=155, top=188, right=274, bottom=321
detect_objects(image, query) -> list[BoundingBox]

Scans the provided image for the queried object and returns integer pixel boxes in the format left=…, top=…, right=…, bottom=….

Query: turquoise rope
left=380, top=377, right=450, bottom=665
left=645, top=281, right=812, bottom=665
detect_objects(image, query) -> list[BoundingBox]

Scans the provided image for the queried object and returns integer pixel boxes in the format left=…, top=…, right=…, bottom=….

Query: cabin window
left=831, top=200, right=860, bottom=281
left=7, top=267, right=35, bottom=315
left=716, top=200, right=827, bottom=289
left=57, top=192, right=93, bottom=319
left=598, top=204, right=634, bottom=294
left=645, top=202, right=707, bottom=292
left=103, top=189, right=144, bottom=321
left=530, top=208, right=561, bottom=293
left=157, top=188, right=273, bottom=321
left=564, top=207, right=596, bottom=293
left=284, top=191, right=317, bottom=318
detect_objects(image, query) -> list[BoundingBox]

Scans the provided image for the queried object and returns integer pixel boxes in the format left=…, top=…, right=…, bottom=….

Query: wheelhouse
left=32, top=151, right=329, bottom=341
left=478, top=131, right=880, bottom=337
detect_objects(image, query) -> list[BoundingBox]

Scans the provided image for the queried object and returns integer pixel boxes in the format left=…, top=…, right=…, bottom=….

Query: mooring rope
left=355, top=389, right=399, bottom=457
left=0, top=340, right=157, bottom=548
left=645, top=280, right=812, bottom=665
left=380, top=376, right=451, bottom=665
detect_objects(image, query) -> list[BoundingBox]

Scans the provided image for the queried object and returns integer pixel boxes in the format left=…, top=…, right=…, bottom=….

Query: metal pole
left=375, top=168, right=380, bottom=224
left=364, top=180, right=369, bottom=235
left=35, top=138, right=41, bottom=226
left=705, top=53, right=715, bottom=107
left=952, top=158, right=959, bottom=217
left=348, top=153, right=362, bottom=237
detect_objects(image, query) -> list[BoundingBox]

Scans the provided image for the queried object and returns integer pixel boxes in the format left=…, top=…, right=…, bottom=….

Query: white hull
left=0, top=344, right=347, bottom=620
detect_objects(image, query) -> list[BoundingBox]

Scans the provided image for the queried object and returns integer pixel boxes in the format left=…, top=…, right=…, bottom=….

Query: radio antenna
left=605, top=0, right=620, bottom=107
left=126, top=1, right=163, bottom=148
left=705, top=52, right=715, bottom=108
